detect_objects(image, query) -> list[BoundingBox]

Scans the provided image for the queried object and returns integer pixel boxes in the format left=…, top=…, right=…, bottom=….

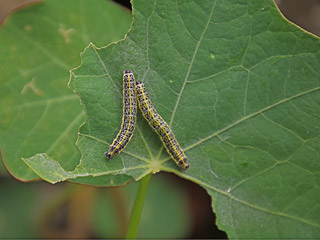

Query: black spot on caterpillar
left=105, top=69, right=137, bottom=159
left=135, top=81, right=189, bottom=170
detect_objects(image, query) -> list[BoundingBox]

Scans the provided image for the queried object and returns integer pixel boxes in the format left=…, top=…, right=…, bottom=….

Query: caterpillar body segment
left=135, top=81, right=189, bottom=170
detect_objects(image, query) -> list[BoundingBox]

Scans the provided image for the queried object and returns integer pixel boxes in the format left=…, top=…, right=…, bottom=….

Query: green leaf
left=0, top=0, right=132, bottom=184
left=23, top=0, right=320, bottom=238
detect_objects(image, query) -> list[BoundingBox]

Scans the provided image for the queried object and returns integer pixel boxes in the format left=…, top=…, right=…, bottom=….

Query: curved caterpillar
left=135, top=81, right=189, bottom=170
left=105, top=69, right=137, bottom=159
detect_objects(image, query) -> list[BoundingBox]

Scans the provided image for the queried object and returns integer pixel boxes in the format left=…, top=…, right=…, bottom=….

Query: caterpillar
left=135, top=81, right=190, bottom=170
left=105, top=69, right=137, bottom=159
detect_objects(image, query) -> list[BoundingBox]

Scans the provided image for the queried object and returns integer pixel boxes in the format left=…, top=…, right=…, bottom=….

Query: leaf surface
left=23, top=0, right=320, bottom=238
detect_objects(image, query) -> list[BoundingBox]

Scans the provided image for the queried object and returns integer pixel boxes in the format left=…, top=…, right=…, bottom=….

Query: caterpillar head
left=178, top=157, right=190, bottom=170
left=105, top=146, right=119, bottom=160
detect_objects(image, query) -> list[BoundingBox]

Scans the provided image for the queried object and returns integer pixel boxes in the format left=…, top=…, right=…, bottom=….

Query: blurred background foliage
left=0, top=0, right=319, bottom=238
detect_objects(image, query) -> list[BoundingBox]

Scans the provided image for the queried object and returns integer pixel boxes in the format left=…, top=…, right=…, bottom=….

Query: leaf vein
left=173, top=170, right=320, bottom=228
left=169, top=0, right=217, bottom=126
left=91, top=45, right=121, bottom=96
left=184, top=86, right=320, bottom=152
left=79, top=133, right=151, bottom=163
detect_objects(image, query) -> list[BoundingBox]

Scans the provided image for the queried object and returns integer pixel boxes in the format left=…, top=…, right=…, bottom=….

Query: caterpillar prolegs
left=135, top=81, right=190, bottom=170
left=105, top=69, right=137, bottom=159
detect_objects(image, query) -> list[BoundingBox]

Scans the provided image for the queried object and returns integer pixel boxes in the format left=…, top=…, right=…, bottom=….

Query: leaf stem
left=125, top=173, right=152, bottom=239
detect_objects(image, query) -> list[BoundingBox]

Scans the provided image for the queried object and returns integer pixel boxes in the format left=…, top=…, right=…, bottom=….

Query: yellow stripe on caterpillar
left=135, top=80, right=189, bottom=170
left=105, top=69, right=137, bottom=159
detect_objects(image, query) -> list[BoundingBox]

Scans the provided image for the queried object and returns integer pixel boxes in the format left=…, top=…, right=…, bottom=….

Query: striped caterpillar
left=135, top=81, right=190, bottom=170
left=105, top=69, right=137, bottom=159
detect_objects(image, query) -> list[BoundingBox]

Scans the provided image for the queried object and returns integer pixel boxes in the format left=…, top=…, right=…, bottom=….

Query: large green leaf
left=0, top=0, right=132, bottom=184
left=23, top=0, right=320, bottom=238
